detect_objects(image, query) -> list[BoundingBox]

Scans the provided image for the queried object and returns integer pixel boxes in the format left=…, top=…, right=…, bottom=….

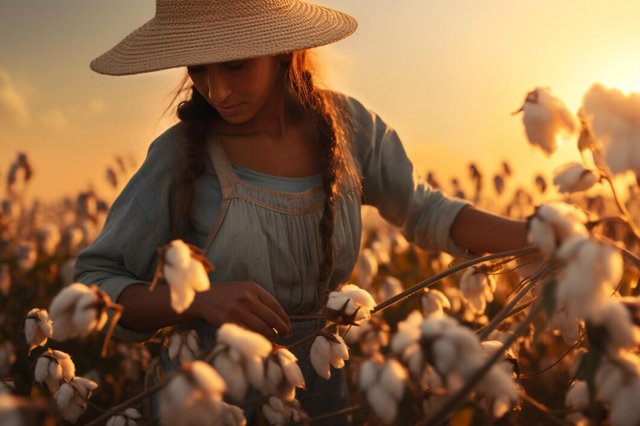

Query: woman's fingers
left=252, top=285, right=291, bottom=331
left=239, top=311, right=280, bottom=340
left=248, top=295, right=290, bottom=338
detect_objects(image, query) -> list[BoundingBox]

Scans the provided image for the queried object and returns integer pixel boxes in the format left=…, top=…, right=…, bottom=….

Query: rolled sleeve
left=348, top=97, right=471, bottom=255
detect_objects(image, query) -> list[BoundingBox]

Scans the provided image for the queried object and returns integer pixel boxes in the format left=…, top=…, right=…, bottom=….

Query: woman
left=76, top=0, right=528, bottom=422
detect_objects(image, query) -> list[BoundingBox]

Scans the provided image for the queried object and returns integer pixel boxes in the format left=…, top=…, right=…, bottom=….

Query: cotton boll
left=608, top=379, right=640, bottom=426
left=310, top=336, right=332, bottom=380
left=217, top=323, right=272, bottom=360
left=160, top=361, right=226, bottom=426
left=359, top=359, right=381, bottom=391
left=432, top=338, right=457, bottom=375
left=527, top=203, right=589, bottom=257
left=34, top=350, right=75, bottom=393
left=460, top=268, right=492, bottom=314
left=421, top=289, right=451, bottom=317
left=213, top=351, right=248, bottom=402
left=55, top=376, right=98, bottom=423
left=380, top=359, right=407, bottom=401
left=356, top=248, right=378, bottom=289
left=106, top=408, right=142, bottom=426
left=220, top=402, right=246, bottom=426
left=565, top=380, right=590, bottom=412
left=24, top=308, right=53, bottom=353
left=597, top=302, right=640, bottom=350
left=517, top=87, right=578, bottom=155
left=49, top=283, right=97, bottom=340
left=162, top=240, right=211, bottom=314
left=391, top=311, right=423, bottom=353
left=72, top=290, right=109, bottom=338
left=553, top=162, right=599, bottom=193
left=582, top=84, right=640, bottom=176
left=367, top=385, right=399, bottom=425
left=326, top=284, right=376, bottom=322
left=379, top=276, right=403, bottom=302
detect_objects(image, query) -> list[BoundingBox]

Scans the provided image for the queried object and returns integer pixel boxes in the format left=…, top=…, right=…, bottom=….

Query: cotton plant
left=105, top=408, right=143, bottom=426
left=526, top=202, right=589, bottom=257
left=34, top=349, right=75, bottom=394
left=150, top=239, right=213, bottom=314
left=552, top=162, right=599, bottom=193
left=513, top=87, right=578, bottom=155
left=210, top=323, right=273, bottom=401
left=55, top=376, right=98, bottom=423
left=309, top=330, right=349, bottom=380
left=390, top=310, right=519, bottom=420
left=166, top=329, right=200, bottom=363
left=159, top=360, right=228, bottom=426
left=262, top=396, right=308, bottom=426
left=358, top=356, right=408, bottom=425
left=326, top=283, right=376, bottom=324
left=24, top=308, right=53, bottom=355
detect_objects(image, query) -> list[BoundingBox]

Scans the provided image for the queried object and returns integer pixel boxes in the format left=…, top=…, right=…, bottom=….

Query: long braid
left=289, top=52, right=360, bottom=285
left=171, top=86, right=216, bottom=241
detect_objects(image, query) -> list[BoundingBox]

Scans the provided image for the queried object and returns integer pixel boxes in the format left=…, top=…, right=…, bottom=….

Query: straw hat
left=90, top=0, right=358, bottom=76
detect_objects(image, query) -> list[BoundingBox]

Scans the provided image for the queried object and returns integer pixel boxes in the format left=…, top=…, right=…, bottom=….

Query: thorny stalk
left=372, top=246, right=538, bottom=314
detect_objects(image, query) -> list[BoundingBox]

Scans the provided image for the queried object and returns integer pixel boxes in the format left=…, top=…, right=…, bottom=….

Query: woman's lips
left=216, top=104, right=243, bottom=115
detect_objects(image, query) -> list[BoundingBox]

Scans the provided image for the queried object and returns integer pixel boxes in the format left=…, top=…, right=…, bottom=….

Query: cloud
left=0, top=69, right=30, bottom=127
left=40, top=109, right=69, bottom=131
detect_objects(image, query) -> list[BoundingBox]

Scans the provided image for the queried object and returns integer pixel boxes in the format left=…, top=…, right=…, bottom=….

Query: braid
left=171, top=86, right=216, bottom=241
left=290, top=55, right=360, bottom=285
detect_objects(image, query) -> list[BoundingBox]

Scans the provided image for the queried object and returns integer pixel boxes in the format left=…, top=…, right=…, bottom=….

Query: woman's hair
left=165, top=50, right=361, bottom=285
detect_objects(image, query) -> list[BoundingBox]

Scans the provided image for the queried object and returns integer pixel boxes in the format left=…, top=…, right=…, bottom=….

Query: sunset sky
left=2, top=0, right=640, bottom=203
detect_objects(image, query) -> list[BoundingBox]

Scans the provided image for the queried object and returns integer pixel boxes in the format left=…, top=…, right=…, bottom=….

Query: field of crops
left=1, top=84, right=640, bottom=425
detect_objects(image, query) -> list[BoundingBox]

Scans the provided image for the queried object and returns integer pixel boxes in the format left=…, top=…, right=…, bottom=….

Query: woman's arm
left=449, top=205, right=528, bottom=254
left=117, top=281, right=291, bottom=340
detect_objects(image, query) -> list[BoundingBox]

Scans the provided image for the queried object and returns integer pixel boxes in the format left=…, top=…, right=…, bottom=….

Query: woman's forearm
left=117, top=283, right=197, bottom=332
left=450, top=205, right=528, bottom=254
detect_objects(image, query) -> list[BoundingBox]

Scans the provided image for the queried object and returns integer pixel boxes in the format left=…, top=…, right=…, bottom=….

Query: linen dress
left=74, top=94, right=470, bottom=423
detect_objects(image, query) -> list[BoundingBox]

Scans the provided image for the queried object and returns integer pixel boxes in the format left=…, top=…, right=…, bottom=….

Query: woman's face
left=187, top=55, right=286, bottom=125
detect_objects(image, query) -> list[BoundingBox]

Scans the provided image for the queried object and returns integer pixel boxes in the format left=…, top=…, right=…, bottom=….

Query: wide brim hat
left=90, top=0, right=358, bottom=76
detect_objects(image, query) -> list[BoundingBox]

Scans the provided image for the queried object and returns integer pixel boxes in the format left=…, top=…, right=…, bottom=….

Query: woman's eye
left=225, top=61, right=245, bottom=70
left=187, top=65, right=205, bottom=74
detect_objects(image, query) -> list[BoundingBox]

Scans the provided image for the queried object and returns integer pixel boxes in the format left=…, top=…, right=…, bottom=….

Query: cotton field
left=1, top=84, right=640, bottom=425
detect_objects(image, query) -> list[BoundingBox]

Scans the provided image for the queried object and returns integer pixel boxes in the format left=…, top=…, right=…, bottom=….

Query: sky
left=2, top=0, right=640, bottom=203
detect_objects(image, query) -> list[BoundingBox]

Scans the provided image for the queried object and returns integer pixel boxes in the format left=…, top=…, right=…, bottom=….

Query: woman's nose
left=206, top=71, right=232, bottom=104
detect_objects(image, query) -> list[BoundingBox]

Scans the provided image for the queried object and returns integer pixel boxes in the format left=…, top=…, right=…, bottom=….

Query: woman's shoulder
left=145, top=122, right=190, bottom=166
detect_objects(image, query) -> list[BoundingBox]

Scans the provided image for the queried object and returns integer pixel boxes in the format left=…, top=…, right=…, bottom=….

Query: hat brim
left=90, top=2, right=357, bottom=76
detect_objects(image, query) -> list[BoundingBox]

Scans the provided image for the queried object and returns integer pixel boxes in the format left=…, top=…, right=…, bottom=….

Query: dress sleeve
left=347, top=97, right=471, bottom=255
left=74, top=125, right=187, bottom=342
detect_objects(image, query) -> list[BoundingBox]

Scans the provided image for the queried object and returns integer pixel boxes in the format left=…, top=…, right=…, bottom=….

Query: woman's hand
left=190, top=281, right=292, bottom=340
